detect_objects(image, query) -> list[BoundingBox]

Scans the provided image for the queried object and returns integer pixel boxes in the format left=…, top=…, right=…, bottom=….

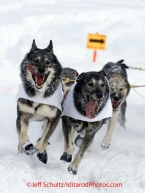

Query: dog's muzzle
left=26, top=65, right=49, bottom=89
left=85, top=95, right=103, bottom=119
left=111, top=99, right=121, bottom=110
left=111, top=93, right=121, bottom=110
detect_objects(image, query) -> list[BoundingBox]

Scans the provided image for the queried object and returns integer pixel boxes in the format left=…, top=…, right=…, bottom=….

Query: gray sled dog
left=60, top=67, right=79, bottom=101
left=101, top=60, right=130, bottom=149
left=60, top=71, right=112, bottom=174
left=16, top=40, right=63, bottom=164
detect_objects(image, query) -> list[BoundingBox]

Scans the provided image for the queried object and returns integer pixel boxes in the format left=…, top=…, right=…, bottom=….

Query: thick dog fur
left=61, top=67, right=79, bottom=101
left=101, top=60, right=130, bottom=149
left=16, top=40, right=62, bottom=164
left=60, top=71, right=110, bottom=174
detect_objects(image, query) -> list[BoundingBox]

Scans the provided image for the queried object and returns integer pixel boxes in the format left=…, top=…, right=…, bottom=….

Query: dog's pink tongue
left=26, top=65, right=36, bottom=75
left=26, top=65, right=44, bottom=86
left=86, top=97, right=98, bottom=119
left=112, top=101, right=119, bottom=109
left=36, top=74, right=44, bottom=86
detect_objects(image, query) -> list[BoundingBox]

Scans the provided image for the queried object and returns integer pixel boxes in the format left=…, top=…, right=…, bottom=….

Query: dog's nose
left=38, top=67, right=45, bottom=74
left=114, top=96, right=120, bottom=101
left=97, top=93, right=103, bottom=99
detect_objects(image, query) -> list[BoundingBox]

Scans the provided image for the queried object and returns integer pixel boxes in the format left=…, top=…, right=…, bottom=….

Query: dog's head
left=21, top=40, right=62, bottom=91
left=61, top=67, right=79, bottom=96
left=108, top=73, right=130, bottom=111
left=102, top=59, right=128, bottom=78
left=76, top=71, right=109, bottom=119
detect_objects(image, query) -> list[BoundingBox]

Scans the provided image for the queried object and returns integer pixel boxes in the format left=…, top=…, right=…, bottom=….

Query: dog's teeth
left=36, top=83, right=42, bottom=89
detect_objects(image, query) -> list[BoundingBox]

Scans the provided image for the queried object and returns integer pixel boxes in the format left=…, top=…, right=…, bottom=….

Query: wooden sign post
left=87, top=33, right=106, bottom=62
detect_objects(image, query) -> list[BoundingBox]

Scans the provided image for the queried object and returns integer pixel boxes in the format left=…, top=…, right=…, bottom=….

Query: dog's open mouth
left=86, top=96, right=100, bottom=119
left=111, top=101, right=120, bottom=110
left=26, top=65, right=49, bottom=89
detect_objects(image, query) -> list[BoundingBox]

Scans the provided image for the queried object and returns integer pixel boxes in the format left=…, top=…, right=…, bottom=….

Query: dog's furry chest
left=18, top=98, right=58, bottom=122
left=30, top=92, right=59, bottom=121
left=30, top=102, right=58, bottom=121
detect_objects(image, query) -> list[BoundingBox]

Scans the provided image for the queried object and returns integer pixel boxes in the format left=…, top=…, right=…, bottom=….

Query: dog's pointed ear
left=117, top=59, right=124, bottom=64
left=122, top=63, right=129, bottom=69
left=99, top=70, right=106, bottom=77
left=117, top=59, right=129, bottom=69
left=46, top=40, right=53, bottom=53
left=30, top=39, right=38, bottom=51
left=76, top=72, right=86, bottom=83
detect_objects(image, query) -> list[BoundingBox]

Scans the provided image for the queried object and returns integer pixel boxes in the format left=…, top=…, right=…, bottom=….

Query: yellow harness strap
left=62, top=78, right=76, bottom=83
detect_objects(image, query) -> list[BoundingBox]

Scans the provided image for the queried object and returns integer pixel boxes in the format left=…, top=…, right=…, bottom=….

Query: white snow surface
left=0, top=0, right=145, bottom=192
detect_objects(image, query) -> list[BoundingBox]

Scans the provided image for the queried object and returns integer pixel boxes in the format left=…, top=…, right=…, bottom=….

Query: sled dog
left=101, top=60, right=130, bottom=149
left=16, top=40, right=63, bottom=164
left=60, top=71, right=112, bottom=174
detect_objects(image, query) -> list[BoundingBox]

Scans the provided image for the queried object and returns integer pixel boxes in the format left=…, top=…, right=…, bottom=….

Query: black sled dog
left=60, top=71, right=112, bottom=174
left=16, top=40, right=63, bottom=164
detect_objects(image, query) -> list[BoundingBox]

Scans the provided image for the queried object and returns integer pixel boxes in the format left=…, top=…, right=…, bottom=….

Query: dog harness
left=16, top=83, right=63, bottom=111
left=61, top=82, right=112, bottom=122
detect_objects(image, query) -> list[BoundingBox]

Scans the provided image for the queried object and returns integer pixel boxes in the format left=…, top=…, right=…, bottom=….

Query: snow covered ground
left=0, top=0, right=145, bottom=192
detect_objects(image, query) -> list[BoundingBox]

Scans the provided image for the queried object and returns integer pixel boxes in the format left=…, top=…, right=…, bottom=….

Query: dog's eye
left=120, top=88, right=123, bottom=91
left=45, top=60, right=50, bottom=64
left=88, top=83, right=93, bottom=87
left=101, top=83, right=105, bottom=88
left=34, top=58, right=39, bottom=63
left=45, top=60, right=52, bottom=67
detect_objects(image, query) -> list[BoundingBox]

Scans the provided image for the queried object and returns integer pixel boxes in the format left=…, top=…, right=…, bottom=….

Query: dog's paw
left=101, top=142, right=110, bottom=150
left=60, top=152, right=72, bottom=162
left=37, top=150, right=48, bottom=164
left=68, top=163, right=78, bottom=175
left=23, top=141, right=37, bottom=155
left=74, top=134, right=84, bottom=148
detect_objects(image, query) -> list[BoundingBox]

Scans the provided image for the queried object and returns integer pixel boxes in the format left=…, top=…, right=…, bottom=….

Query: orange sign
left=87, top=34, right=106, bottom=50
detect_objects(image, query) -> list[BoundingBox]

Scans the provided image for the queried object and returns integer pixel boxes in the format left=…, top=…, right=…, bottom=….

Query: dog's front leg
left=60, top=116, right=75, bottom=163
left=68, top=131, right=96, bottom=175
left=101, top=110, right=120, bottom=149
left=17, top=113, right=29, bottom=153
left=119, top=101, right=127, bottom=128
left=68, top=121, right=103, bottom=175
left=16, top=99, right=37, bottom=155
left=16, top=113, right=37, bottom=155
left=36, top=116, right=60, bottom=164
